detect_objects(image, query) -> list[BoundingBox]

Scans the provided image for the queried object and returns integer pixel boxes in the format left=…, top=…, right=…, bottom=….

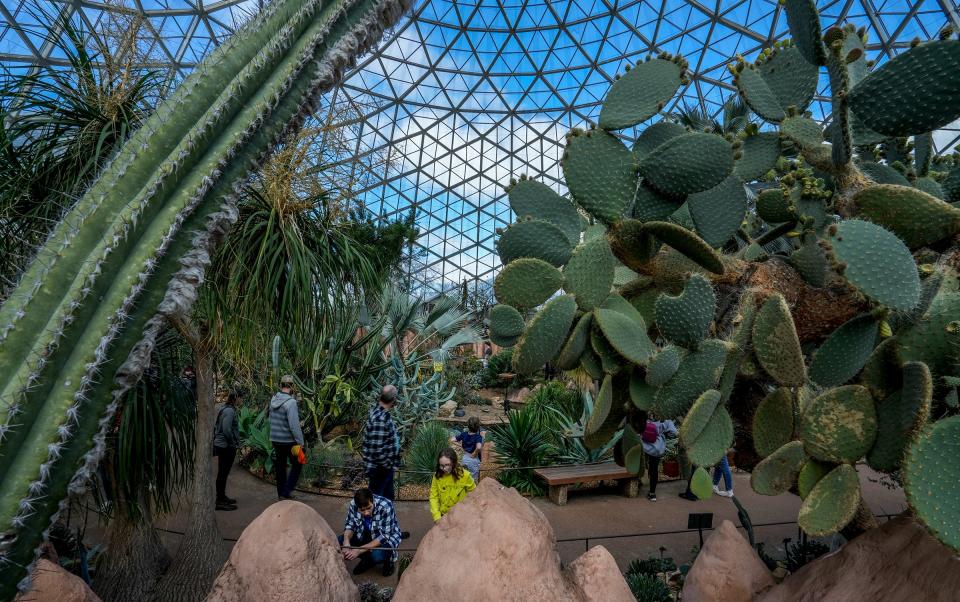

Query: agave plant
left=0, top=0, right=412, bottom=595
left=489, top=0, right=960, bottom=554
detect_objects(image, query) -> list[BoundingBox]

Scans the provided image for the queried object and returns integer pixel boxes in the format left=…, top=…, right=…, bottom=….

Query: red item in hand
left=292, top=444, right=307, bottom=465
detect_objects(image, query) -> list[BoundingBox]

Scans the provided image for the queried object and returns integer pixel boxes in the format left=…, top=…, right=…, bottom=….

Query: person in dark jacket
left=214, top=390, right=243, bottom=510
left=270, top=375, right=305, bottom=500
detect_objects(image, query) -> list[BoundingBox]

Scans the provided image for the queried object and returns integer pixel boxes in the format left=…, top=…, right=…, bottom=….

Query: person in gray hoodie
left=270, top=374, right=305, bottom=500
left=213, top=390, right=242, bottom=510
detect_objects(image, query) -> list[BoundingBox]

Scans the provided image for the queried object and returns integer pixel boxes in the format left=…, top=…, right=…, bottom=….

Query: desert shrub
left=625, top=573, right=672, bottom=602
left=626, top=556, right=678, bottom=577
left=401, top=421, right=451, bottom=484
left=489, top=406, right=553, bottom=495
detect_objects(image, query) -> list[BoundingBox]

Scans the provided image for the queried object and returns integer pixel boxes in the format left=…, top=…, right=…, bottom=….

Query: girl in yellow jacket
left=430, top=448, right=476, bottom=521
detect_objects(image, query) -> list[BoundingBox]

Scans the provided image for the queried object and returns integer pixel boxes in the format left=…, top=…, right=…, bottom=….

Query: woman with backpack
left=641, top=414, right=678, bottom=502
left=213, top=390, right=243, bottom=510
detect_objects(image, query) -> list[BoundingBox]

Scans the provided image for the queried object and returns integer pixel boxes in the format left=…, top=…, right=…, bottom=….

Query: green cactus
left=512, top=294, right=578, bottom=375
left=580, top=347, right=604, bottom=380
left=630, top=370, right=656, bottom=411
left=783, top=0, right=827, bottom=66
left=556, top=312, right=593, bottom=370
left=599, top=56, right=686, bottom=131
left=895, top=293, right=960, bottom=380
left=493, top=257, right=563, bottom=310
left=489, top=304, right=525, bottom=348
left=687, top=175, right=749, bottom=248
left=801, top=385, right=878, bottom=463
left=507, top=179, right=582, bottom=245
left=681, top=390, right=733, bottom=467
left=591, top=327, right=625, bottom=375
left=633, top=181, right=681, bottom=222
left=798, top=464, right=861, bottom=537
left=642, top=221, right=725, bottom=275
left=646, top=345, right=686, bottom=387
left=788, top=234, right=829, bottom=288
left=733, top=63, right=787, bottom=122
left=809, top=313, right=879, bottom=387
left=653, top=339, right=731, bottom=419
left=496, top=218, right=574, bottom=266
left=595, top=305, right=656, bottom=366
left=632, top=121, right=687, bottom=161
left=858, top=161, right=912, bottom=186
left=585, top=374, right=614, bottom=436
left=756, top=188, right=797, bottom=223
left=914, top=177, right=944, bottom=200
left=867, top=361, right=932, bottom=472
left=797, top=459, right=835, bottom=500
left=562, top=237, right=616, bottom=310
left=638, top=133, right=734, bottom=198
left=584, top=373, right=629, bottom=449
left=562, top=129, right=637, bottom=224
left=654, top=274, right=716, bottom=350
left=903, top=415, right=960, bottom=551
left=753, top=388, right=795, bottom=458
left=752, top=294, right=806, bottom=387
left=625, top=443, right=645, bottom=474
left=751, top=440, right=807, bottom=496
left=853, top=184, right=960, bottom=249
left=781, top=115, right=824, bottom=149
left=859, top=336, right=903, bottom=400
left=0, top=0, right=410, bottom=592
left=823, top=219, right=921, bottom=311
left=690, top=466, right=715, bottom=500
left=609, top=219, right=662, bottom=271
left=735, top=132, right=782, bottom=182
left=848, top=38, right=960, bottom=137
left=943, top=168, right=960, bottom=204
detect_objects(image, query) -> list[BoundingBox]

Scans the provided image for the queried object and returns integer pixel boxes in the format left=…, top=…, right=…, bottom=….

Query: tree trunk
left=155, top=341, right=226, bottom=601
left=93, top=508, right=170, bottom=602
left=840, top=499, right=880, bottom=541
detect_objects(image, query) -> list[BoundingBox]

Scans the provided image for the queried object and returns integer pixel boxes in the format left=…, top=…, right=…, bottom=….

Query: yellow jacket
left=429, top=470, right=476, bottom=521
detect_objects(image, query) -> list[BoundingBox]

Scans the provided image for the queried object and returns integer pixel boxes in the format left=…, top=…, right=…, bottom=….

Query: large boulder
left=565, top=545, right=636, bottom=602
left=759, top=516, right=960, bottom=601
left=206, top=501, right=358, bottom=602
left=438, top=399, right=458, bottom=418
left=682, top=520, right=775, bottom=602
left=15, top=559, right=101, bottom=602
left=392, top=478, right=632, bottom=601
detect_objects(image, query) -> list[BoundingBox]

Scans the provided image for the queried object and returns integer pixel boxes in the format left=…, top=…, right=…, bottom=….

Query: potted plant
left=662, top=439, right=680, bottom=478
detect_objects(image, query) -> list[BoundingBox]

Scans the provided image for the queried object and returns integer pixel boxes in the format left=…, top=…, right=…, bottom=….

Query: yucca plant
left=489, top=407, right=554, bottom=495
left=0, top=0, right=412, bottom=595
left=401, top=422, right=452, bottom=485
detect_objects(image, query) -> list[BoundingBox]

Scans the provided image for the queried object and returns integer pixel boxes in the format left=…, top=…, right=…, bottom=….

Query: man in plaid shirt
left=339, top=487, right=402, bottom=576
left=362, top=385, right=401, bottom=500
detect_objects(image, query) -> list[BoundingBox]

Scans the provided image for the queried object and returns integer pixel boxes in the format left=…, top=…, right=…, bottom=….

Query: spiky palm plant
left=0, top=0, right=412, bottom=596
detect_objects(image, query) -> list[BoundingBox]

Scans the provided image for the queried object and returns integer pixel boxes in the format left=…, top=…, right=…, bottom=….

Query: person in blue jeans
left=339, top=488, right=402, bottom=577
left=712, top=454, right=734, bottom=497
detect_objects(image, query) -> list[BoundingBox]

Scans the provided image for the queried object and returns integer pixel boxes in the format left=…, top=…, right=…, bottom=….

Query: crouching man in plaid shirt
left=362, top=385, right=401, bottom=500
left=339, top=487, right=402, bottom=576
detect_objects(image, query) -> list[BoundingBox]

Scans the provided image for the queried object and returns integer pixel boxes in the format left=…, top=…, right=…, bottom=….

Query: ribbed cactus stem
left=826, top=28, right=853, bottom=168
left=0, top=0, right=411, bottom=596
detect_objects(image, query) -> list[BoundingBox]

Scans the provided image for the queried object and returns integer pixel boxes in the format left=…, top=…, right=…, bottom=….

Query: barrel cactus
left=491, top=0, right=960, bottom=551
left=0, top=0, right=410, bottom=595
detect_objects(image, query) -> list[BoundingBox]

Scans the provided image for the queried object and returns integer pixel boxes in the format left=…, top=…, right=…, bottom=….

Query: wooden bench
left=533, top=462, right=639, bottom=506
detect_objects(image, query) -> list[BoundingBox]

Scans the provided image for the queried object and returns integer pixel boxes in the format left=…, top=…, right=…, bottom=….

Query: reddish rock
left=206, top=501, right=357, bottom=602
left=565, top=545, right=635, bottom=602
left=393, top=479, right=632, bottom=601
left=15, top=559, right=101, bottom=602
left=759, top=516, right=960, bottom=602
left=682, top=519, right=775, bottom=602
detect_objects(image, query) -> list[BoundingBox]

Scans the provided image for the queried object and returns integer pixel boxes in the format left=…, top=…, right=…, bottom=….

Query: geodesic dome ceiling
left=3, top=0, right=960, bottom=296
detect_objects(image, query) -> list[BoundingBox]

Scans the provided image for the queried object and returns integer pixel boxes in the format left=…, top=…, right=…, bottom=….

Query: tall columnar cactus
left=490, top=0, right=960, bottom=552
left=0, top=0, right=410, bottom=595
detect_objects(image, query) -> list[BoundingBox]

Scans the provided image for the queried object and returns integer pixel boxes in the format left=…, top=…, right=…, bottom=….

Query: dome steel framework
left=3, top=0, right=959, bottom=295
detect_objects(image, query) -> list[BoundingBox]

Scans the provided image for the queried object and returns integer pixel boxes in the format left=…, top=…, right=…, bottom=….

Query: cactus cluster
left=490, top=0, right=960, bottom=550
left=0, top=0, right=411, bottom=595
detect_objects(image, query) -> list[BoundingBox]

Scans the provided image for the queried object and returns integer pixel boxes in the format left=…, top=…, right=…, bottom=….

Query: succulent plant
left=489, top=0, right=960, bottom=552
left=0, top=0, right=411, bottom=594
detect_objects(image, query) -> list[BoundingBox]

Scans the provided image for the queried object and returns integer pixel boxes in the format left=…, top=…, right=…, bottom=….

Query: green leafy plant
left=400, top=421, right=451, bottom=485
left=625, top=572, right=673, bottom=602
left=489, top=406, right=554, bottom=495
left=626, top=556, right=678, bottom=577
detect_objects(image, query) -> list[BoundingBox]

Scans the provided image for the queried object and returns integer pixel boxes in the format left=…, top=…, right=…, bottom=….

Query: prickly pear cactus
left=490, top=0, right=960, bottom=552
left=0, top=0, right=411, bottom=595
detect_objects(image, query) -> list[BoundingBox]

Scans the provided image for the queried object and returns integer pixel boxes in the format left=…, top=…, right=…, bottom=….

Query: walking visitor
left=213, top=389, right=242, bottom=510
left=270, top=374, right=305, bottom=500
left=641, top=415, right=677, bottom=502
left=340, top=487, right=403, bottom=576
left=712, top=454, right=735, bottom=497
left=429, top=448, right=476, bottom=522
left=453, top=416, right=484, bottom=483
left=362, top=385, right=402, bottom=501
